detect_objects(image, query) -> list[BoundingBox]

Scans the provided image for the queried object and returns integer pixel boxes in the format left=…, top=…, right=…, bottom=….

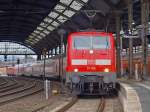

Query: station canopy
left=0, top=0, right=142, bottom=54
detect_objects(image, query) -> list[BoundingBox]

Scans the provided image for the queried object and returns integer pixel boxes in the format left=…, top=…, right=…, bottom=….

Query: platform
left=119, top=78, right=150, bottom=112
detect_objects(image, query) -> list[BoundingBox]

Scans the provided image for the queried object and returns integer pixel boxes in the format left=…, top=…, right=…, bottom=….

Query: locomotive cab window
left=73, top=36, right=91, bottom=49
left=73, top=35, right=110, bottom=49
left=92, top=36, right=110, bottom=49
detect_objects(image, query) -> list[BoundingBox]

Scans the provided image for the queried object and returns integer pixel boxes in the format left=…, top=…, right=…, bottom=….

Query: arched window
left=0, top=42, right=36, bottom=62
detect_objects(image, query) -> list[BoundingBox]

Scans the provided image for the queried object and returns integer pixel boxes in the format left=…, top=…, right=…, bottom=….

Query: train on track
left=3, top=31, right=117, bottom=95
left=65, top=32, right=116, bottom=95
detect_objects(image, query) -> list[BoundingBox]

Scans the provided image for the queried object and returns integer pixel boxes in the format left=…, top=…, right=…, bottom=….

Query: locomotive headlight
left=74, top=68, right=78, bottom=72
left=104, top=68, right=109, bottom=72
left=89, top=50, right=94, bottom=54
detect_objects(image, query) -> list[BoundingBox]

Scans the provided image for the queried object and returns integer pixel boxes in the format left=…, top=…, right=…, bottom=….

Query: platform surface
left=120, top=78, right=150, bottom=112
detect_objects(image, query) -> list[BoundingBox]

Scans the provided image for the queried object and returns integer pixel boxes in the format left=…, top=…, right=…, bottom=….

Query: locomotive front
left=66, top=32, right=116, bottom=95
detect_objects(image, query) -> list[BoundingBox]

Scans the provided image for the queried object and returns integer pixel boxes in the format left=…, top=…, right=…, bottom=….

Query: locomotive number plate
left=87, top=66, right=96, bottom=70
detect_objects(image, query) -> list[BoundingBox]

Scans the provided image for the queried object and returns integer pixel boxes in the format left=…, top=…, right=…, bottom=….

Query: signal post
left=42, top=48, right=51, bottom=100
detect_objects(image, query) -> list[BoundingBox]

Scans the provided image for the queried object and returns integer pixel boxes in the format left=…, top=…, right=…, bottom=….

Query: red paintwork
left=66, top=32, right=116, bottom=72
left=6, top=67, right=17, bottom=75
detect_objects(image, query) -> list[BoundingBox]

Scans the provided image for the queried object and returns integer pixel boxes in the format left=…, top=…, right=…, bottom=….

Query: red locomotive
left=65, top=31, right=116, bottom=95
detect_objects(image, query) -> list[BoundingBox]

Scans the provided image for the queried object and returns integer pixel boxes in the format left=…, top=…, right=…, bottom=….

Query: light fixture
left=89, top=50, right=94, bottom=54
left=74, top=68, right=78, bottom=72
left=104, top=68, right=109, bottom=72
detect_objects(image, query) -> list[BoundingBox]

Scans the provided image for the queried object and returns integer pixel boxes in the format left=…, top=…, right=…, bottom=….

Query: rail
left=56, top=97, right=78, bottom=112
left=0, top=78, right=43, bottom=106
left=54, top=97, right=105, bottom=112
left=97, top=97, right=105, bottom=112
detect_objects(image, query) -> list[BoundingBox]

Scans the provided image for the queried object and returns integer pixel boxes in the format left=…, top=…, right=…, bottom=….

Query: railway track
left=0, top=77, right=43, bottom=106
left=97, top=97, right=105, bottom=112
left=0, top=78, right=8, bottom=86
left=0, top=78, right=17, bottom=89
left=31, top=96, right=123, bottom=112
left=0, top=77, right=122, bottom=112
left=0, top=80, right=35, bottom=97
left=54, top=97, right=105, bottom=112
left=0, top=79, right=22, bottom=93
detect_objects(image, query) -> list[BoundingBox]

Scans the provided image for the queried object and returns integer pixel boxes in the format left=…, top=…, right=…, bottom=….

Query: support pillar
left=141, top=0, right=149, bottom=79
left=128, top=0, right=133, bottom=79
left=116, top=12, right=121, bottom=78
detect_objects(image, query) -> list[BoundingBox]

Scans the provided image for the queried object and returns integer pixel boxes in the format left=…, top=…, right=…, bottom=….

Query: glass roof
left=0, top=42, right=35, bottom=55
left=63, top=10, right=75, bottom=17
left=25, top=0, right=89, bottom=45
left=60, top=0, right=72, bottom=5
left=55, top=4, right=66, bottom=12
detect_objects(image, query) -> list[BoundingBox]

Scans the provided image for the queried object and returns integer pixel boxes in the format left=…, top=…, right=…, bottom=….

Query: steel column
left=42, top=48, right=47, bottom=80
left=60, top=36, right=64, bottom=77
left=128, top=0, right=133, bottom=79
left=116, top=12, right=121, bottom=78
left=141, top=0, right=149, bottom=79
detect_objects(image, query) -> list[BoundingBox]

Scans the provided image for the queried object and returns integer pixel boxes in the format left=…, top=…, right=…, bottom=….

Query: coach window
left=0, top=42, right=36, bottom=64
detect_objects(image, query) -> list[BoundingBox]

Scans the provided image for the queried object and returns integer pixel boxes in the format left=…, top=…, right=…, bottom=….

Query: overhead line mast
left=128, top=0, right=133, bottom=79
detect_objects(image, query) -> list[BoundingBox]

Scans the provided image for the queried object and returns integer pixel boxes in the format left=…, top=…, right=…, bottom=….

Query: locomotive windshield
left=73, top=36, right=110, bottom=49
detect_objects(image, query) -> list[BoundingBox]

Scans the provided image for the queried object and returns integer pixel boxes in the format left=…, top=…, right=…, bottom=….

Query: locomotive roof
left=69, top=31, right=113, bottom=36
